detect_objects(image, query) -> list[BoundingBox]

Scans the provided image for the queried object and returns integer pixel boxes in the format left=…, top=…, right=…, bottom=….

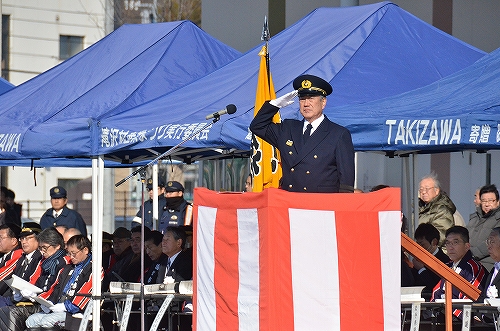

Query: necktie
left=163, top=257, right=172, bottom=283
left=303, top=123, right=312, bottom=142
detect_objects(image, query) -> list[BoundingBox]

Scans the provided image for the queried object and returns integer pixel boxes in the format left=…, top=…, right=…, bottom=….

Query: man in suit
left=157, top=226, right=192, bottom=283
left=39, top=186, right=87, bottom=236
left=478, top=227, right=500, bottom=302
left=412, top=223, right=449, bottom=300
left=250, top=74, right=354, bottom=193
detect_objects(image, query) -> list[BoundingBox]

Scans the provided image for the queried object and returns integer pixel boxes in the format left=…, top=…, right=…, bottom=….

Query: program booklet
left=32, top=296, right=54, bottom=308
left=5, top=275, right=43, bottom=294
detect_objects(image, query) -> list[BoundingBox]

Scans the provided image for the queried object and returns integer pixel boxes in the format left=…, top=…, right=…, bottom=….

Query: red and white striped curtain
left=193, top=187, right=402, bottom=331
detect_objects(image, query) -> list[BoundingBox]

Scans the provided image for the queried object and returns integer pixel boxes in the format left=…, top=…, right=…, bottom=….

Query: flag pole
left=262, top=16, right=271, bottom=91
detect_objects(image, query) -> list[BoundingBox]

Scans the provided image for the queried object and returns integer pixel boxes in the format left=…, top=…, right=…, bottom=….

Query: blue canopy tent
left=0, top=20, right=240, bottom=164
left=0, top=77, right=14, bottom=95
left=325, top=46, right=500, bottom=154
left=81, top=2, right=486, bottom=164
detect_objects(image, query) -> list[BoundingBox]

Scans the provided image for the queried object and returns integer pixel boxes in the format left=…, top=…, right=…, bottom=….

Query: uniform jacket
left=478, top=264, right=500, bottom=303
left=413, top=248, right=449, bottom=297
left=0, top=250, right=42, bottom=297
left=0, top=248, right=23, bottom=282
left=431, top=250, right=488, bottom=318
left=135, top=195, right=167, bottom=229
left=156, top=248, right=193, bottom=283
left=42, top=255, right=93, bottom=313
left=40, top=206, right=87, bottom=236
left=144, top=254, right=168, bottom=285
left=468, top=206, right=500, bottom=272
left=418, top=192, right=456, bottom=245
left=249, top=102, right=355, bottom=193
left=9, top=251, right=70, bottom=305
left=159, top=200, right=193, bottom=233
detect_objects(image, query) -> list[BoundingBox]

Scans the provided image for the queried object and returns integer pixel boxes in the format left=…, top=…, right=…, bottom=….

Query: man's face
left=20, top=234, right=38, bottom=254
left=51, top=197, right=67, bottom=211
left=66, top=244, right=88, bottom=265
left=487, top=233, right=500, bottom=262
left=164, top=191, right=183, bottom=198
left=113, top=237, right=130, bottom=256
left=145, top=239, right=163, bottom=261
left=162, top=231, right=182, bottom=257
left=444, top=233, right=470, bottom=263
left=419, top=178, right=439, bottom=203
left=130, top=232, right=142, bottom=254
left=148, top=187, right=165, bottom=200
left=480, top=192, right=499, bottom=214
left=0, top=229, right=17, bottom=253
left=415, top=237, right=433, bottom=253
left=474, top=189, right=481, bottom=207
left=245, top=176, right=252, bottom=192
left=299, top=95, right=326, bottom=123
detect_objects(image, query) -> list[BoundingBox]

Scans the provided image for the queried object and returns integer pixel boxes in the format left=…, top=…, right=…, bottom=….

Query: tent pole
left=412, top=153, right=419, bottom=237
left=152, top=163, right=159, bottom=230
left=92, top=156, right=104, bottom=331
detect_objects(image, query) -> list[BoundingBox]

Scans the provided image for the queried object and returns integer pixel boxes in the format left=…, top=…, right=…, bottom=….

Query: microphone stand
left=115, top=115, right=223, bottom=187
left=114, top=114, right=222, bottom=331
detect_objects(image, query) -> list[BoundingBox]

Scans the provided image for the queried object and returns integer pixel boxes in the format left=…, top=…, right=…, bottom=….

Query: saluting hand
left=270, top=90, right=298, bottom=108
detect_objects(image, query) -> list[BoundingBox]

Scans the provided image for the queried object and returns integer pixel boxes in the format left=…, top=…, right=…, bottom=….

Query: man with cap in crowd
left=158, top=181, right=193, bottom=233
left=250, top=74, right=355, bottom=193
left=0, top=223, right=42, bottom=307
left=39, top=186, right=87, bottom=236
left=133, top=178, right=167, bottom=230
left=102, top=227, right=133, bottom=291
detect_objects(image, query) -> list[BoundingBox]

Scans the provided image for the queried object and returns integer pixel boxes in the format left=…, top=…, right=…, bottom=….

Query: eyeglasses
left=67, top=248, right=83, bottom=257
left=39, top=244, right=52, bottom=252
left=444, top=240, right=464, bottom=247
left=419, top=187, right=436, bottom=193
left=486, top=239, right=499, bottom=246
left=481, top=199, right=498, bottom=204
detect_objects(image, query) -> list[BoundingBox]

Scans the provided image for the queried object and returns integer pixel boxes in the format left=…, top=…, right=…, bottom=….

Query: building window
left=59, top=35, right=83, bottom=60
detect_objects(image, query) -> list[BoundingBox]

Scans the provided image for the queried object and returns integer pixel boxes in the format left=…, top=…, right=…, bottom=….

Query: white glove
left=269, top=90, right=298, bottom=108
left=20, top=289, right=36, bottom=299
left=50, top=302, right=66, bottom=313
left=12, top=289, right=22, bottom=302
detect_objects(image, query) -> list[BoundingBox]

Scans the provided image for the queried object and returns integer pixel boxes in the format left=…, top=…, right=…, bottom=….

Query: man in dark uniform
left=159, top=181, right=193, bottom=233
left=39, top=186, right=87, bottom=236
left=250, top=74, right=355, bottom=193
left=133, top=178, right=167, bottom=230
left=0, top=223, right=42, bottom=307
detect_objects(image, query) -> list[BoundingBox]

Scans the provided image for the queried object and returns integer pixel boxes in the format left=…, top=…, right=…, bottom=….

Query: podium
left=193, top=187, right=402, bottom=331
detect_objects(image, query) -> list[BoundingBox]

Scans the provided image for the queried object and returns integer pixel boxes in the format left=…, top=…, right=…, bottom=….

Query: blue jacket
left=40, top=206, right=87, bottom=236
left=250, top=101, right=355, bottom=193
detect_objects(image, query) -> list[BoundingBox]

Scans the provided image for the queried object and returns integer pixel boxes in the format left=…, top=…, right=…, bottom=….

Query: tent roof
left=96, top=2, right=485, bottom=163
left=0, top=20, right=240, bottom=162
left=327, top=46, right=500, bottom=154
left=0, top=77, right=14, bottom=95
left=0, top=2, right=486, bottom=165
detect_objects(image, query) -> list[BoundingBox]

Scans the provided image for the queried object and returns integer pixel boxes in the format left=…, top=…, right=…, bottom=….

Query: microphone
left=205, top=104, right=237, bottom=120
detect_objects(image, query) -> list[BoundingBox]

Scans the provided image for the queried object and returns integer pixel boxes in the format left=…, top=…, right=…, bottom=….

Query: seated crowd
left=402, top=175, right=500, bottom=326
left=0, top=222, right=193, bottom=331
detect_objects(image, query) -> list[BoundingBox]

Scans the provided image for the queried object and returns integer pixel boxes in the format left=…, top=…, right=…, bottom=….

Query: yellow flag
left=250, top=46, right=282, bottom=192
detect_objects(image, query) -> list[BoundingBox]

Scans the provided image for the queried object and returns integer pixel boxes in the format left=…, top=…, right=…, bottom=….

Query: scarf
left=165, top=196, right=184, bottom=210
left=41, top=248, right=66, bottom=275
